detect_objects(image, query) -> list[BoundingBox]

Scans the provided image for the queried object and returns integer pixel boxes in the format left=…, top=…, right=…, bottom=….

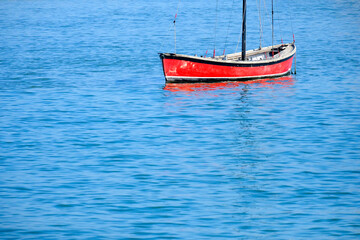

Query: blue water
left=1, top=0, right=360, bottom=239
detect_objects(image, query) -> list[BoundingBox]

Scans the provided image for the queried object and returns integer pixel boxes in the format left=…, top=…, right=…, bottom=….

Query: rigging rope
left=287, top=1, right=295, bottom=43
left=223, top=0, right=236, bottom=56
left=262, top=0, right=271, bottom=48
left=256, top=0, right=263, bottom=49
left=274, top=0, right=283, bottom=45
left=213, top=0, right=219, bottom=57
left=286, top=0, right=296, bottom=74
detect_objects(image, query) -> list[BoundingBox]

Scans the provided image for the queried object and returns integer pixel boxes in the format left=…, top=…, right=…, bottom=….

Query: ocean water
left=1, top=0, right=360, bottom=239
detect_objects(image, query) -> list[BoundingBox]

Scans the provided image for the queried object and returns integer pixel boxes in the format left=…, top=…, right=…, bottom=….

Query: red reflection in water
left=163, top=76, right=295, bottom=92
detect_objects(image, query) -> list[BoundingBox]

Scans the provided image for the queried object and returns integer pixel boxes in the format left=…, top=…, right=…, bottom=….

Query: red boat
left=160, top=0, right=296, bottom=83
left=160, top=43, right=296, bottom=83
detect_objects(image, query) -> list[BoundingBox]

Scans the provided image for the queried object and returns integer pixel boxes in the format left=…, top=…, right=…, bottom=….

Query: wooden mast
left=241, top=0, right=246, bottom=61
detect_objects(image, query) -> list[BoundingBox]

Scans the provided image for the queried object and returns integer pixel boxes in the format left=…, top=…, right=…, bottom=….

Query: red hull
left=160, top=43, right=296, bottom=83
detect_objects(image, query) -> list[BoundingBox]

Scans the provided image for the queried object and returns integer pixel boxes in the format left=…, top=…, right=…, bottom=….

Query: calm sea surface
left=1, top=0, right=360, bottom=239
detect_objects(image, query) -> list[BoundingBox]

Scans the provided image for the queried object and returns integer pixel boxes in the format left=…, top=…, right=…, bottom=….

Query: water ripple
left=1, top=0, right=360, bottom=239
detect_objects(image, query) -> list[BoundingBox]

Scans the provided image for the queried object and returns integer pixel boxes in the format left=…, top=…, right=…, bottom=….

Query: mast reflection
left=162, top=75, right=296, bottom=227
